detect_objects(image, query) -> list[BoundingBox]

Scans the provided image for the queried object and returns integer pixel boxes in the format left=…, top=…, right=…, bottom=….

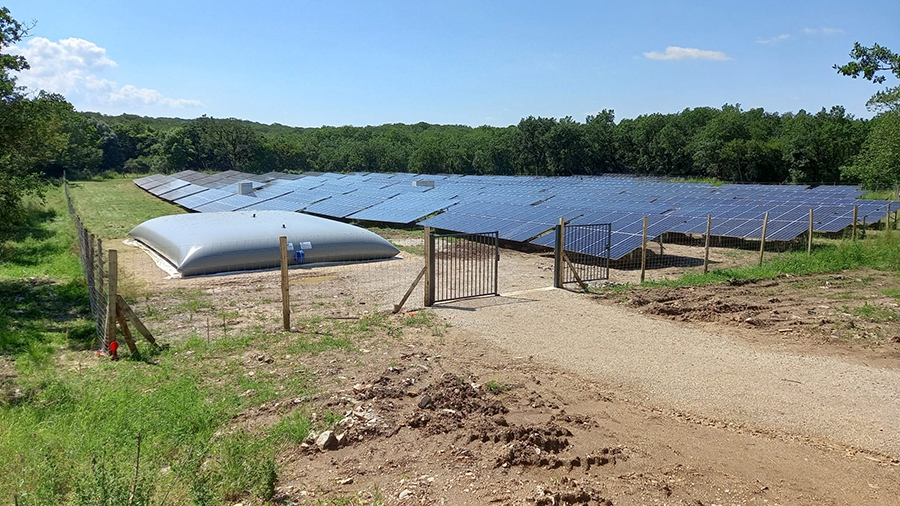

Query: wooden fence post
left=106, top=250, right=118, bottom=349
left=758, top=213, right=769, bottom=267
left=852, top=205, right=858, bottom=240
left=640, top=216, right=648, bottom=283
left=887, top=203, right=892, bottom=239
left=116, top=304, right=139, bottom=356
left=554, top=217, right=565, bottom=288
left=424, top=227, right=435, bottom=306
left=703, top=214, right=712, bottom=274
left=279, top=236, right=290, bottom=331
left=808, top=208, right=814, bottom=255
left=117, top=295, right=158, bottom=348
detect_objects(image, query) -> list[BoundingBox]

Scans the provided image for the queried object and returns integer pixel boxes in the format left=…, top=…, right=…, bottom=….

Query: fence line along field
left=1, top=175, right=898, bottom=506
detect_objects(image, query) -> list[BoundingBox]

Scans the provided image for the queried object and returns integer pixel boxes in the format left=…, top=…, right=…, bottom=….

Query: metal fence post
left=493, top=232, right=499, bottom=296
left=424, top=227, right=435, bottom=306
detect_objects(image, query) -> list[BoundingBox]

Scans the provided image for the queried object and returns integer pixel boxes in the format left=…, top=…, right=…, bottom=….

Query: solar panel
left=193, top=193, right=261, bottom=212
left=303, top=194, right=386, bottom=218
left=174, top=188, right=234, bottom=210
left=135, top=170, right=889, bottom=255
left=142, top=175, right=175, bottom=190
left=134, top=174, right=165, bottom=188
left=348, top=194, right=458, bottom=224
left=148, top=179, right=190, bottom=196
left=169, top=170, right=205, bottom=182
left=157, top=184, right=209, bottom=202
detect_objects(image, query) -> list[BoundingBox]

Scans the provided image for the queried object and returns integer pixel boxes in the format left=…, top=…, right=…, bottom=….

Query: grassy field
left=0, top=180, right=406, bottom=505
left=64, top=178, right=185, bottom=239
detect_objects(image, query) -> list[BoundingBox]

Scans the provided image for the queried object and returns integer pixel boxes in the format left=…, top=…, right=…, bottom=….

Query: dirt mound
left=527, top=477, right=613, bottom=505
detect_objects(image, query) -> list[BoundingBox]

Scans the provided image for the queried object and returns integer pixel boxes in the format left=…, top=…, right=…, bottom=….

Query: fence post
left=424, top=227, right=435, bottom=306
left=703, top=214, right=712, bottom=274
left=887, top=203, right=892, bottom=239
left=105, top=250, right=118, bottom=349
left=758, top=212, right=769, bottom=267
left=554, top=217, right=565, bottom=288
left=279, top=236, right=290, bottom=331
left=640, top=216, right=648, bottom=283
left=808, top=208, right=814, bottom=255
left=493, top=232, right=499, bottom=296
left=852, top=205, right=858, bottom=240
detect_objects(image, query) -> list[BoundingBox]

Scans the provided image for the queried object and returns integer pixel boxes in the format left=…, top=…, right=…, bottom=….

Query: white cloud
left=10, top=36, right=202, bottom=109
left=110, top=85, right=202, bottom=108
left=643, top=46, right=731, bottom=61
left=756, top=34, right=791, bottom=45
left=803, top=27, right=844, bottom=36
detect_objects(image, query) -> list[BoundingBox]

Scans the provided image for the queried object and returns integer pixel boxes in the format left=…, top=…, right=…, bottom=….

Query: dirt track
left=434, top=287, right=900, bottom=457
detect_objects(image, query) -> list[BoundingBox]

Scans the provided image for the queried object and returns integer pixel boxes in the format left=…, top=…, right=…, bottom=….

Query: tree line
left=80, top=104, right=877, bottom=186
left=2, top=3, right=898, bottom=234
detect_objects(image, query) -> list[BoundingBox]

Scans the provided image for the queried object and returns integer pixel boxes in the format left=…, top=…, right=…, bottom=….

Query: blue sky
left=7, top=0, right=899, bottom=127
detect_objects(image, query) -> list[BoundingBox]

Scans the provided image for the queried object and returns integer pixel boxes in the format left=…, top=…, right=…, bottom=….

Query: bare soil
left=112, top=238, right=900, bottom=505
left=618, top=270, right=900, bottom=366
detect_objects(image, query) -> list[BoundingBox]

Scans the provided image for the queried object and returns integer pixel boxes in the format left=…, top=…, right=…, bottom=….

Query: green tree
left=842, top=111, right=900, bottom=189
left=835, top=43, right=900, bottom=112
left=583, top=110, right=617, bottom=174
left=0, top=8, right=47, bottom=228
left=516, top=116, right=556, bottom=175
left=546, top=117, right=588, bottom=176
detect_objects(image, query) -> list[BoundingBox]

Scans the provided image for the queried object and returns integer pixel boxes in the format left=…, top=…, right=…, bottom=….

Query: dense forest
left=2, top=5, right=898, bottom=231
left=78, top=105, right=876, bottom=186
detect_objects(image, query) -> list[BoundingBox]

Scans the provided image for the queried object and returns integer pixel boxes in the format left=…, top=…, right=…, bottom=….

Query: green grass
left=882, top=288, right=900, bottom=301
left=640, top=233, right=900, bottom=289
left=64, top=179, right=185, bottom=239
left=848, top=303, right=899, bottom=323
left=484, top=380, right=510, bottom=395
left=0, top=185, right=317, bottom=504
left=174, top=288, right=213, bottom=313
left=0, top=190, right=95, bottom=356
left=271, top=411, right=313, bottom=444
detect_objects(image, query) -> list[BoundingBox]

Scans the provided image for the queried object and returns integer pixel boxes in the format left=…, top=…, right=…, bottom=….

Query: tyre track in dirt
left=433, top=288, right=900, bottom=458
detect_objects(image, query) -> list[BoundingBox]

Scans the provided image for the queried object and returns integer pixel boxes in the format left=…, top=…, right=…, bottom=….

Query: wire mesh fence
left=588, top=206, right=900, bottom=286
left=65, top=182, right=109, bottom=346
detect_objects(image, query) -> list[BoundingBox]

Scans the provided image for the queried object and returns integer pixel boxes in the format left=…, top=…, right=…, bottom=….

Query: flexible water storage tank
left=129, top=211, right=399, bottom=276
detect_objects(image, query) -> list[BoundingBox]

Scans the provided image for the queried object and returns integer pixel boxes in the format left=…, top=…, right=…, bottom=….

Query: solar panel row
left=137, top=170, right=897, bottom=260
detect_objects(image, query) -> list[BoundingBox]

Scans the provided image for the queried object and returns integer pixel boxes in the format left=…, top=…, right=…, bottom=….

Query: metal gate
left=554, top=222, right=611, bottom=288
left=425, top=230, right=499, bottom=304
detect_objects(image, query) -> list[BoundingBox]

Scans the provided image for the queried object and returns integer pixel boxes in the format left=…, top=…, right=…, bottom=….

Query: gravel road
left=434, top=287, right=900, bottom=457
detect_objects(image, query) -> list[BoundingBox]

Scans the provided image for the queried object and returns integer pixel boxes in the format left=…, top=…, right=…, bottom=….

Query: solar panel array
left=134, top=171, right=895, bottom=260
